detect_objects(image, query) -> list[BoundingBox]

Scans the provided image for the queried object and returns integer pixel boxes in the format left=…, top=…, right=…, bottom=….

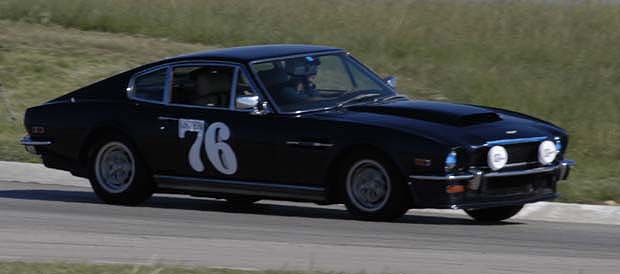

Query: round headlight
left=538, top=140, right=558, bottom=165
left=487, top=145, right=508, bottom=171
left=445, top=151, right=458, bottom=172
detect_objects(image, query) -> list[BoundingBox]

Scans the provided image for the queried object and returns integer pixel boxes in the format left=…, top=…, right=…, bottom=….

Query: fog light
left=538, top=140, right=558, bottom=165
left=487, top=145, right=508, bottom=171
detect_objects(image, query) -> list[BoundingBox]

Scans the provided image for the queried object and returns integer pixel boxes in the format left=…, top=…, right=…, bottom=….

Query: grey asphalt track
left=0, top=180, right=618, bottom=274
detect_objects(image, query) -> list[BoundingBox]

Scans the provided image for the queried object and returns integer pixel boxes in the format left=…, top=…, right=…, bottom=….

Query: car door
left=158, top=62, right=279, bottom=182
left=248, top=55, right=357, bottom=188
left=125, top=66, right=182, bottom=175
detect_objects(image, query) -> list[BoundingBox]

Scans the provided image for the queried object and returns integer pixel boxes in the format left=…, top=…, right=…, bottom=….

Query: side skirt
left=154, top=175, right=327, bottom=202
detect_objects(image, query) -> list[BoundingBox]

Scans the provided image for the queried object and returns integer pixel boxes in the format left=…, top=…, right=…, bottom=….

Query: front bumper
left=408, top=160, right=575, bottom=209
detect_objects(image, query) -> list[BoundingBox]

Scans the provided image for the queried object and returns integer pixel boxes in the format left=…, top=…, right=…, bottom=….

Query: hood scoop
left=348, top=100, right=502, bottom=126
left=454, top=112, right=503, bottom=126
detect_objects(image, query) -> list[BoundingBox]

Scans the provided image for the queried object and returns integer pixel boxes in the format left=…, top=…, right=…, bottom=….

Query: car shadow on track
left=0, top=188, right=522, bottom=226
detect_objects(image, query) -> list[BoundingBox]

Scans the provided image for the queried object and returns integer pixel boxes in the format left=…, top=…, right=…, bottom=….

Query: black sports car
left=21, top=45, right=574, bottom=221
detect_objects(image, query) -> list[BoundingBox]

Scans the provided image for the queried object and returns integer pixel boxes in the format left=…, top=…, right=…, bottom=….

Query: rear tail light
left=32, top=126, right=45, bottom=134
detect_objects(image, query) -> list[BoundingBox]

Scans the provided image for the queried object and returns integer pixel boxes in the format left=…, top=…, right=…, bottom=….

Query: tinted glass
left=170, top=66, right=234, bottom=108
left=133, top=69, right=167, bottom=102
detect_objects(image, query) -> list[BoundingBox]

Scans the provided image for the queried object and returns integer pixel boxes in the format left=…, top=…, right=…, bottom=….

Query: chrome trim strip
left=156, top=175, right=324, bottom=191
left=484, top=165, right=557, bottom=178
left=562, top=159, right=576, bottom=167
left=503, top=161, right=538, bottom=168
left=468, top=170, right=483, bottom=190
left=154, top=175, right=326, bottom=201
left=409, top=174, right=474, bottom=181
left=20, top=138, right=52, bottom=146
left=285, top=141, right=334, bottom=148
left=157, top=116, right=179, bottom=121
left=467, top=161, right=538, bottom=170
left=230, top=66, right=240, bottom=108
left=471, top=136, right=548, bottom=149
left=409, top=160, right=574, bottom=182
left=559, top=159, right=575, bottom=180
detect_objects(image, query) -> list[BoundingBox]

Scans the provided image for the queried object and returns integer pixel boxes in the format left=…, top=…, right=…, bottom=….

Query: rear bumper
left=20, top=136, right=53, bottom=155
left=408, top=160, right=575, bottom=209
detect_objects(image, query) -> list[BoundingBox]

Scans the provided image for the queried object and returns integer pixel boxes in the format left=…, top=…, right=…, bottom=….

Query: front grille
left=470, top=141, right=541, bottom=168
left=505, top=142, right=539, bottom=163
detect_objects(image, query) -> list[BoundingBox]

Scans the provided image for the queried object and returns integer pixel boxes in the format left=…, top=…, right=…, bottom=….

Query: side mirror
left=250, top=101, right=270, bottom=116
left=236, top=95, right=259, bottom=109
left=384, top=76, right=397, bottom=88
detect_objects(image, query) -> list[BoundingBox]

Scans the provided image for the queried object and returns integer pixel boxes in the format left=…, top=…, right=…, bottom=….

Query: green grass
left=0, top=0, right=618, bottom=203
left=0, top=20, right=208, bottom=162
left=0, top=261, right=316, bottom=274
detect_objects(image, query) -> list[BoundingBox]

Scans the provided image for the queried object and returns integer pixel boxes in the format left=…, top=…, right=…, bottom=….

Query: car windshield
left=251, top=53, right=395, bottom=113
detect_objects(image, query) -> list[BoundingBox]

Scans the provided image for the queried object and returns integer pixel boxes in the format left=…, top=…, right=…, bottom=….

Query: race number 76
left=178, top=119, right=238, bottom=175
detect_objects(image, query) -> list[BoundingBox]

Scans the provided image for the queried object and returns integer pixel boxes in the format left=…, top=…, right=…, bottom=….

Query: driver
left=284, top=57, right=320, bottom=97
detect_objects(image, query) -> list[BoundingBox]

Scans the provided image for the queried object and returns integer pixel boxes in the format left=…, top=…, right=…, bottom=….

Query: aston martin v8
left=21, top=45, right=574, bottom=221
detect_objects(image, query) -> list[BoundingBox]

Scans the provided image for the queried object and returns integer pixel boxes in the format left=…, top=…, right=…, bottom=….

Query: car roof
left=169, top=44, right=344, bottom=63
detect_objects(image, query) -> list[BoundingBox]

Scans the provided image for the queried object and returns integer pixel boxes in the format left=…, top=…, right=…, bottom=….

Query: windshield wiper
left=379, top=94, right=409, bottom=102
left=336, top=93, right=382, bottom=108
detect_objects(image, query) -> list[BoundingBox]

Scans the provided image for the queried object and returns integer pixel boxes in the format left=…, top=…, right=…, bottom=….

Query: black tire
left=465, top=205, right=523, bottom=222
left=88, top=135, right=154, bottom=205
left=341, top=151, right=410, bottom=221
left=225, top=196, right=260, bottom=206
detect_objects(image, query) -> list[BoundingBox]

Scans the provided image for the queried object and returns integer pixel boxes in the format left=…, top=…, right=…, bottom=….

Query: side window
left=133, top=69, right=167, bottom=102
left=234, top=71, right=258, bottom=109
left=170, top=65, right=234, bottom=108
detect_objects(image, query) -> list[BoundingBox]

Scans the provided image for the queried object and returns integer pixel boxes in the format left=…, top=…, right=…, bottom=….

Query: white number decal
left=205, top=122, right=238, bottom=175
left=178, top=119, right=238, bottom=174
left=178, top=119, right=206, bottom=172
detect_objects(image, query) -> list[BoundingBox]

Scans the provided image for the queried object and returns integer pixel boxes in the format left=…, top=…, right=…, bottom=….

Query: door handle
left=285, top=141, right=334, bottom=148
left=158, top=116, right=179, bottom=121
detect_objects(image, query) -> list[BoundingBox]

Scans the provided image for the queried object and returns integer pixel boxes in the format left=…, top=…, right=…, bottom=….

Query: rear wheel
left=465, top=205, right=523, bottom=222
left=342, top=152, right=410, bottom=221
left=89, top=136, right=153, bottom=205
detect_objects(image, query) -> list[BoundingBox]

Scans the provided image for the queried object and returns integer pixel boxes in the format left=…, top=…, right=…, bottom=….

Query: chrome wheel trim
left=346, top=159, right=391, bottom=212
left=94, top=142, right=135, bottom=194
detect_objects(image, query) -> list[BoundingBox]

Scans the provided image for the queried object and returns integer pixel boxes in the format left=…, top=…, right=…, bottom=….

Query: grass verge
left=0, top=0, right=618, bottom=203
left=0, top=20, right=208, bottom=162
left=0, top=261, right=310, bottom=274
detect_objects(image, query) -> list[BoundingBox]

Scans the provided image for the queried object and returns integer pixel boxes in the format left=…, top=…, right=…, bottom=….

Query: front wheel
left=465, top=205, right=523, bottom=222
left=89, top=137, right=153, bottom=205
left=342, top=152, right=410, bottom=221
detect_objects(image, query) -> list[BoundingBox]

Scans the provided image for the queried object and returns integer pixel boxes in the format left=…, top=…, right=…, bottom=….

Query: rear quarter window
left=132, top=69, right=167, bottom=102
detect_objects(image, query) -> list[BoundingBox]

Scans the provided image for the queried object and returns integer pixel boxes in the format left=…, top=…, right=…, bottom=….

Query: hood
left=347, top=100, right=502, bottom=127
left=314, top=100, right=566, bottom=147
